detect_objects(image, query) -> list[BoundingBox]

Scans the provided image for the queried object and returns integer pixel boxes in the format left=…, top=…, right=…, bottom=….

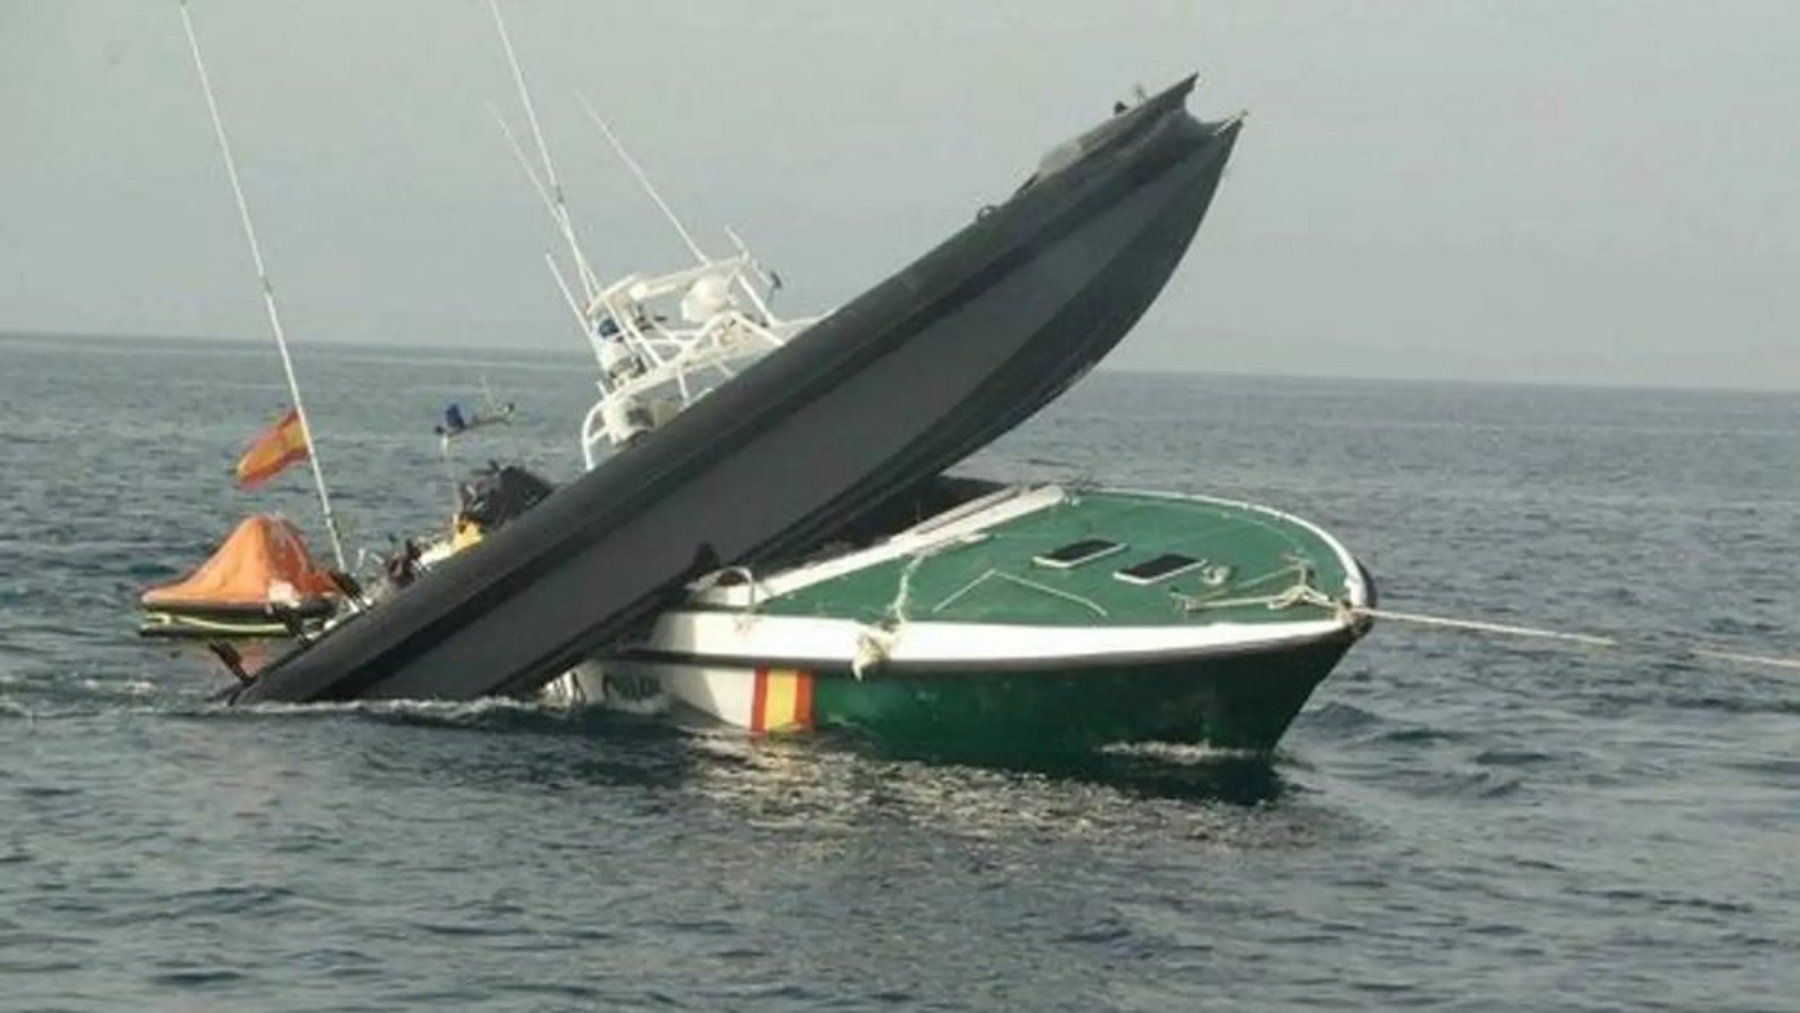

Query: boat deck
left=757, top=490, right=1358, bottom=627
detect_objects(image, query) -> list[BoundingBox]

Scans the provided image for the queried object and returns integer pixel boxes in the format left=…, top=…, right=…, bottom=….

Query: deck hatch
left=1113, top=552, right=1206, bottom=585
left=1032, top=538, right=1127, bottom=569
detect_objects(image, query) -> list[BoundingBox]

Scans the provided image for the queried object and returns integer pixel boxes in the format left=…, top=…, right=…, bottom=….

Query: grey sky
left=3, top=1, right=1797, bottom=389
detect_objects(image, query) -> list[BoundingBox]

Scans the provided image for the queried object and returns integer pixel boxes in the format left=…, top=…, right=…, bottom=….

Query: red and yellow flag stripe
left=749, top=667, right=814, bottom=734
left=235, top=407, right=311, bottom=489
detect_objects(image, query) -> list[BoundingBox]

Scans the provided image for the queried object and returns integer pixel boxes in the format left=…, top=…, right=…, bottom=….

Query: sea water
left=1, top=333, right=1796, bottom=1010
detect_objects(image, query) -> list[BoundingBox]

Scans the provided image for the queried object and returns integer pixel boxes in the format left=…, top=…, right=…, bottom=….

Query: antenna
left=487, top=102, right=559, bottom=233
left=574, top=91, right=709, bottom=265
left=483, top=100, right=603, bottom=360
left=486, top=0, right=601, bottom=301
left=723, top=225, right=779, bottom=321
left=177, top=0, right=348, bottom=572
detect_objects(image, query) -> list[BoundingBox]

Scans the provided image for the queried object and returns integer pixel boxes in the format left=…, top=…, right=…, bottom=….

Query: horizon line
left=4, top=326, right=1797, bottom=398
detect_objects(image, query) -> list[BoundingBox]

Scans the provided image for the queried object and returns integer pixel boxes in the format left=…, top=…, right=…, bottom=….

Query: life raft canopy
left=141, top=514, right=340, bottom=616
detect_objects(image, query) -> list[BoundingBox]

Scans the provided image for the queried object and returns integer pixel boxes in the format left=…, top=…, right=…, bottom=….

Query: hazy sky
left=3, top=1, right=1798, bottom=389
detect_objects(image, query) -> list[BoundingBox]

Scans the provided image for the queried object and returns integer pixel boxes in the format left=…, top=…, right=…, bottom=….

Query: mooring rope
left=1355, top=607, right=1800, bottom=678
left=1175, top=561, right=1321, bottom=614
left=1179, top=568, right=1800, bottom=677
left=1349, top=606, right=1617, bottom=648
left=855, top=550, right=952, bottom=678
left=1688, top=647, right=1800, bottom=673
left=886, top=553, right=930, bottom=626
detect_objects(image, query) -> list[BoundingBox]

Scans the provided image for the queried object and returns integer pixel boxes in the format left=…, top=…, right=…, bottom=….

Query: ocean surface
left=1, top=332, right=1796, bottom=1011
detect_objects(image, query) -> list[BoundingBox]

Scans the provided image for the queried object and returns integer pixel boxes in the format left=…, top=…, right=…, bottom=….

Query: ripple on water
left=4, top=357, right=1798, bottom=1009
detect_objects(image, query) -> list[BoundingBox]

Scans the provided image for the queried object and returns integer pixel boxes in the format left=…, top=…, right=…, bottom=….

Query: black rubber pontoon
left=234, top=76, right=1242, bottom=704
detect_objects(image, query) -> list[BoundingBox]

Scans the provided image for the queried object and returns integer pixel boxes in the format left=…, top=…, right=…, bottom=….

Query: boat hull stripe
left=749, top=667, right=813, bottom=733
left=750, top=665, right=770, bottom=732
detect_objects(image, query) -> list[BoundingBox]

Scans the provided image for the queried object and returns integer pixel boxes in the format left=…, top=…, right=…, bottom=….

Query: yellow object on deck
left=452, top=517, right=484, bottom=553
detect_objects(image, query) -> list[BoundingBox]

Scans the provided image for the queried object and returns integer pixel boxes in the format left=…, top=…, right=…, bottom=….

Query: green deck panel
left=760, top=491, right=1354, bottom=628
left=808, top=632, right=1355, bottom=755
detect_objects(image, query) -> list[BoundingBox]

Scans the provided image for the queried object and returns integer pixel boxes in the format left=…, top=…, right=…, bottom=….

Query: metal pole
left=574, top=91, right=709, bottom=265
left=487, top=0, right=601, bottom=300
left=178, top=0, right=348, bottom=571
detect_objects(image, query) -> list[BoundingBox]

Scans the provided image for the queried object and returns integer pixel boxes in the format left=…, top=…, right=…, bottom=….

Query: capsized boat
left=140, top=514, right=341, bottom=638
left=232, top=75, right=1242, bottom=704
left=554, top=479, right=1372, bottom=754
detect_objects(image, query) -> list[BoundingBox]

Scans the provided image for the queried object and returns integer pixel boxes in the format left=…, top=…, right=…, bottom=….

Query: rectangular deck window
left=1114, top=552, right=1205, bottom=585
left=1032, top=538, right=1127, bottom=569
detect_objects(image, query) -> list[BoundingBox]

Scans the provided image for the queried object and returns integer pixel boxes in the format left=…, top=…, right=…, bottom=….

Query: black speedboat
left=233, top=76, right=1243, bottom=704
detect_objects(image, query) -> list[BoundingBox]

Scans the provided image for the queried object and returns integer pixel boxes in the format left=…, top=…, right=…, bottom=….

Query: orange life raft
left=139, top=515, right=340, bottom=638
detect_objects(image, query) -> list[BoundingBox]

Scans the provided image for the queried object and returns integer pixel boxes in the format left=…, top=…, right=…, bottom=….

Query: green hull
left=803, top=633, right=1354, bottom=756
left=596, top=484, right=1373, bottom=758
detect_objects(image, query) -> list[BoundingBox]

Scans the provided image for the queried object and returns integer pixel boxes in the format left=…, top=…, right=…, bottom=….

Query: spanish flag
left=235, top=407, right=310, bottom=488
